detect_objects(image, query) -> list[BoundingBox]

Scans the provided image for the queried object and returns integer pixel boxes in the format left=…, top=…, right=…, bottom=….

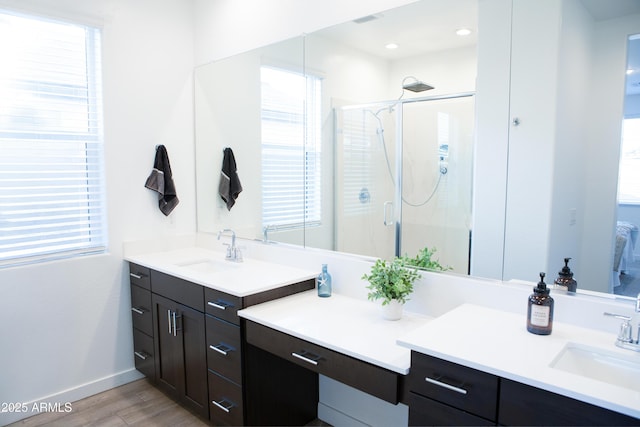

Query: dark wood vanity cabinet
left=204, top=287, right=245, bottom=426
left=408, top=351, right=639, bottom=426
left=129, top=264, right=155, bottom=379
left=152, top=292, right=208, bottom=419
left=407, top=351, right=498, bottom=426
left=498, top=378, right=639, bottom=426
left=246, top=320, right=400, bottom=404
left=128, top=262, right=314, bottom=425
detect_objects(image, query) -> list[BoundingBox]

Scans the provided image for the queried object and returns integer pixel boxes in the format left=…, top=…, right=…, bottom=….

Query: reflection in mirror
left=194, top=0, right=640, bottom=298
left=614, top=34, right=640, bottom=298
left=333, top=93, right=475, bottom=277
left=494, top=0, right=640, bottom=295
left=194, top=37, right=306, bottom=246
left=302, top=0, right=477, bottom=274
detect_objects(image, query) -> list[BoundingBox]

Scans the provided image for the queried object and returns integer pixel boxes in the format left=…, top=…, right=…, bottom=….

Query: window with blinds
left=261, top=66, right=322, bottom=229
left=0, top=11, right=106, bottom=266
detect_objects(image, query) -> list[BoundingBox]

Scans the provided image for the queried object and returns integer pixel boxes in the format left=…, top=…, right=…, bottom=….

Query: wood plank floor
left=7, top=379, right=330, bottom=426
left=7, top=379, right=211, bottom=427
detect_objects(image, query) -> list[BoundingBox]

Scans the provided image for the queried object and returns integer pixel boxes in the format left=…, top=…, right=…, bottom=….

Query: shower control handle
left=383, top=201, right=394, bottom=226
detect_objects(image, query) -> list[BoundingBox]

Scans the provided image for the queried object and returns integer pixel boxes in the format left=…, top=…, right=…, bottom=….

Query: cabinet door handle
left=134, top=351, right=148, bottom=360
left=209, top=344, right=232, bottom=356
left=425, top=376, right=468, bottom=395
left=131, top=307, right=145, bottom=315
left=208, top=300, right=228, bottom=310
left=172, top=311, right=177, bottom=337
left=291, top=351, right=320, bottom=366
left=167, top=310, right=172, bottom=335
left=211, top=398, right=235, bottom=413
left=129, top=272, right=145, bottom=279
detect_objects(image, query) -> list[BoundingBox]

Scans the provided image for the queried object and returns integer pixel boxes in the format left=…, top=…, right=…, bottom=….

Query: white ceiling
left=312, top=0, right=477, bottom=60
left=313, top=0, right=640, bottom=95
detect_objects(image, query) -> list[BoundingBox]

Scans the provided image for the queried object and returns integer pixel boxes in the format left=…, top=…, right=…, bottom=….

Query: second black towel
left=218, top=147, right=243, bottom=210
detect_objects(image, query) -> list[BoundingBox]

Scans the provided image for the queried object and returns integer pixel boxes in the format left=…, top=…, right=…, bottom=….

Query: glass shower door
left=334, top=103, right=398, bottom=260
left=399, top=96, right=475, bottom=273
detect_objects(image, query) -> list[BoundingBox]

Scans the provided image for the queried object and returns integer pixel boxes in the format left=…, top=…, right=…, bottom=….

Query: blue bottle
left=317, top=264, right=332, bottom=297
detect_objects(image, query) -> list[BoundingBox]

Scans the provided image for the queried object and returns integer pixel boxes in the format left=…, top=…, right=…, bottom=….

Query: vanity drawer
left=245, top=320, right=399, bottom=404
left=499, top=378, right=640, bottom=426
left=150, top=270, right=204, bottom=311
left=129, top=263, right=150, bottom=290
left=132, top=328, right=155, bottom=379
left=208, top=370, right=243, bottom=426
left=409, top=351, right=498, bottom=422
left=205, top=287, right=242, bottom=325
left=206, top=314, right=242, bottom=385
left=130, top=283, right=153, bottom=336
left=408, top=391, right=494, bottom=426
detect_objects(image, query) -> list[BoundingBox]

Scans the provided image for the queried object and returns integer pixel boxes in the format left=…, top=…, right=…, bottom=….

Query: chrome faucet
left=262, top=225, right=275, bottom=243
left=217, top=229, right=242, bottom=262
left=603, top=292, right=640, bottom=352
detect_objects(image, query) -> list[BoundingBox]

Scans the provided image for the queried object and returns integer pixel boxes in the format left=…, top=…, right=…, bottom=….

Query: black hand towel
left=144, top=145, right=179, bottom=216
left=219, top=147, right=243, bottom=210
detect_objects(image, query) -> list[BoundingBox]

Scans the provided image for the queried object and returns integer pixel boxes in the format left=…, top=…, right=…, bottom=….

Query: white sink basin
left=550, top=343, right=640, bottom=391
left=174, top=258, right=239, bottom=274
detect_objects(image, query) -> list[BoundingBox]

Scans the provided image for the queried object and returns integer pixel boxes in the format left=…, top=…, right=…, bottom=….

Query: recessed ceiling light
left=385, top=43, right=399, bottom=50
left=456, top=28, right=472, bottom=36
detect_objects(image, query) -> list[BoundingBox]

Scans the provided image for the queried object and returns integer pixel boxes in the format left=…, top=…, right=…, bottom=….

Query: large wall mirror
left=195, top=0, right=640, bottom=299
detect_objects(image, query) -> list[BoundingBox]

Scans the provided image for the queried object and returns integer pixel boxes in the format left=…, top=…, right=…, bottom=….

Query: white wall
left=470, top=0, right=511, bottom=279
left=548, top=0, right=592, bottom=285
left=0, top=0, right=196, bottom=424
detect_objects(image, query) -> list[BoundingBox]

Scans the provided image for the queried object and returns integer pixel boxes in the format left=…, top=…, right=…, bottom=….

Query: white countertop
left=125, top=247, right=317, bottom=297
left=397, top=303, right=640, bottom=418
left=238, top=291, right=432, bottom=374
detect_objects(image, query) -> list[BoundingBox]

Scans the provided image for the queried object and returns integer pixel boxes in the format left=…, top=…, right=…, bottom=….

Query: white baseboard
left=0, top=369, right=144, bottom=426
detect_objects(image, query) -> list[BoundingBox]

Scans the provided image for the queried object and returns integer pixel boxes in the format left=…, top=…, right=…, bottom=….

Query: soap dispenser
left=554, top=257, right=577, bottom=293
left=527, top=272, right=554, bottom=335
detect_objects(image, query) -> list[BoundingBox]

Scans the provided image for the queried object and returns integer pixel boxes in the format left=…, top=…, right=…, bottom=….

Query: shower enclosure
left=334, top=93, right=475, bottom=274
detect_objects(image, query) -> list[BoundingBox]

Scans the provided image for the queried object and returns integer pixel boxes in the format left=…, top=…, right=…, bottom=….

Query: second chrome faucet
left=603, top=292, right=640, bottom=352
left=217, top=228, right=243, bottom=262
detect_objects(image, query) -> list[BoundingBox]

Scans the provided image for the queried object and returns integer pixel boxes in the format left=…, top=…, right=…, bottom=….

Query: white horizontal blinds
left=0, top=11, right=106, bottom=264
left=341, top=109, right=373, bottom=216
left=304, top=76, right=322, bottom=224
left=261, top=66, right=322, bottom=228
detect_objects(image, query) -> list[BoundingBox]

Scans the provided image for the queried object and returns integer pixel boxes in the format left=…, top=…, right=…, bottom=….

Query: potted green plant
left=402, top=246, right=452, bottom=271
left=362, top=257, right=421, bottom=320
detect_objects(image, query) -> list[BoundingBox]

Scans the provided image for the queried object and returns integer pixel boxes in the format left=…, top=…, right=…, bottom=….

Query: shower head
left=403, top=80, right=434, bottom=92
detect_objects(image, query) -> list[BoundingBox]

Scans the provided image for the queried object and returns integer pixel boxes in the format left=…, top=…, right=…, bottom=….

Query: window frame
left=0, top=10, right=107, bottom=267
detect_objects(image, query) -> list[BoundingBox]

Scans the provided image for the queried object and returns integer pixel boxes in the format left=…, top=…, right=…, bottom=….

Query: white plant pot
left=382, top=299, right=404, bottom=320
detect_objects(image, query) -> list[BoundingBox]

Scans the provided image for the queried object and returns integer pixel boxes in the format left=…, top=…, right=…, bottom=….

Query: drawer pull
left=209, top=343, right=233, bottom=356
left=129, top=272, right=145, bottom=279
left=425, top=376, right=468, bottom=395
left=212, top=398, right=235, bottom=413
left=134, top=351, right=148, bottom=360
left=291, top=351, right=320, bottom=366
left=131, top=307, right=145, bottom=315
left=208, top=301, right=229, bottom=310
